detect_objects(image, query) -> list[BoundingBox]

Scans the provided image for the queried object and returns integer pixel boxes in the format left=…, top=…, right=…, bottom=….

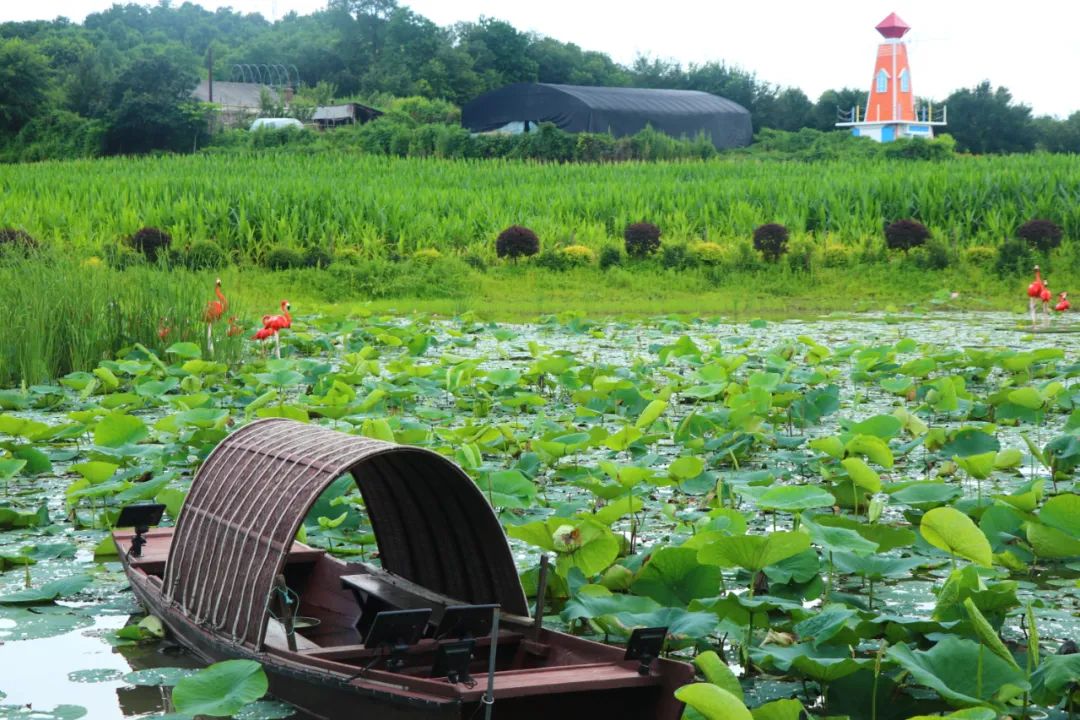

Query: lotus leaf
left=920, top=507, right=993, bottom=567
left=674, top=684, right=751, bottom=720
left=630, top=547, right=722, bottom=607
left=697, top=532, right=810, bottom=572
left=172, top=659, right=268, bottom=717
left=886, top=638, right=1028, bottom=707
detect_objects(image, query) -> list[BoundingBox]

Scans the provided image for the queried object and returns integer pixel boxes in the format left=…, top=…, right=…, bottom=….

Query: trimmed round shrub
left=496, top=225, right=540, bottom=260
left=534, top=248, right=571, bottom=271
left=785, top=236, right=815, bottom=273
left=910, top=238, right=950, bottom=270
left=963, top=245, right=996, bottom=268
left=753, top=223, right=790, bottom=262
left=688, top=241, right=724, bottom=265
left=1016, top=219, right=1063, bottom=253
left=598, top=245, right=623, bottom=270
left=0, top=228, right=38, bottom=252
left=413, top=248, right=442, bottom=262
left=994, top=237, right=1032, bottom=275
left=624, top=222, right=662, bottom=258
left=264, top=245, right=305, bottom=270
left=560, top=245, right=595, bottom=266
left=126, top=227, right=172, bottom=262
left=821, top=243, right=857, bottom=268
left=304, top=246, right=334, bottom=268
left=884, top=219, right=930, bottom=252
left=661, top=243, right=691, bottom=269
left=183, top=240, right=227, bottom=270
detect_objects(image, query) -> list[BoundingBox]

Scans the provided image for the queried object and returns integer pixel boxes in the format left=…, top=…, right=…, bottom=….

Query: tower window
left=876, top=69, right=889, bottom=94
left=899, top=69, right=910, bottom=93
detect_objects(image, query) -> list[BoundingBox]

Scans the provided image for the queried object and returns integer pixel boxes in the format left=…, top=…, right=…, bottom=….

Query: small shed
left=312, top=103, right=383, bottom=129
left=462, top=83, right=753, bottom=149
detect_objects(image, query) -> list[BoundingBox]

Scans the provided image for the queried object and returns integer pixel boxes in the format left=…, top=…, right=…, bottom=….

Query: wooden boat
left=114, top=418, right=692, bottom=719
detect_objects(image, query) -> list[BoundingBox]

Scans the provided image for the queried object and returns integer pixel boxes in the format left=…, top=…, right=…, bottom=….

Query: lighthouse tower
left=836, top=12, right=947, bottom=142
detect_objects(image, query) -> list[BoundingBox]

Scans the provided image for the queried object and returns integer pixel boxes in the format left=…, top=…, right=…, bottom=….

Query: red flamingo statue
left=226, top=316, right=243, bottom=337
left=1055, top=292, right=1071, bottom=313
left=158, top=318, right=170, bottom=342
left=203, top=278, right=227, bottom=352
left=1040, top=282, right=1053, bottom=327
left=253, top=301, right=291, bottom=358
left=1027, top=265, right=1044, bottom=328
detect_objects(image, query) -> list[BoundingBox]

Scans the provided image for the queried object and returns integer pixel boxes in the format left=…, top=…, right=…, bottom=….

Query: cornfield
left=2, top=153, right=1080, bottom=258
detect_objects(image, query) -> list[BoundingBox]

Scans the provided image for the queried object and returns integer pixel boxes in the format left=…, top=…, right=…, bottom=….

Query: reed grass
left=0, top=252, right=252, bottom=385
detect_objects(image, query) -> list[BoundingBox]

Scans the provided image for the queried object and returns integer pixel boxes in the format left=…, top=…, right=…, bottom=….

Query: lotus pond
left=1, top=311, right=1080, bottom=720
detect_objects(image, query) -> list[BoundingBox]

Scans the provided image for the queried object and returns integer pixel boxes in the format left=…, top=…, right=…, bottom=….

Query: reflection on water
left=0, top=613, right=203, bottom=718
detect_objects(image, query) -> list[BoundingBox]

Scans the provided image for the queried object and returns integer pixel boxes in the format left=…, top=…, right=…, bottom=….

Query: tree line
left=1, top=0, right=1078, bottom=160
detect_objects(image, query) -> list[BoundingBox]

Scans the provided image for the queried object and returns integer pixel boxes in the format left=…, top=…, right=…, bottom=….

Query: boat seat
left=265, top=618, right=320, bottom=651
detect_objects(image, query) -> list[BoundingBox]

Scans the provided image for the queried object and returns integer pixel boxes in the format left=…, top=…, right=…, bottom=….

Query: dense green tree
left=812, top=88, right=867, bottom=131
left=0, top=3, right=1072, bottom=160
left=1033, top=113, right=1080, bottom=154
left=943, top=81, right=1035, bottom=154
left=103, top=47, right=208, bottom=154
left=0, top=39, right=53, bottom=134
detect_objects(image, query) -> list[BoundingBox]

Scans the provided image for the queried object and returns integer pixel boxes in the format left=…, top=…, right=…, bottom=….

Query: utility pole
left=208, top=46, right=214, bottom=103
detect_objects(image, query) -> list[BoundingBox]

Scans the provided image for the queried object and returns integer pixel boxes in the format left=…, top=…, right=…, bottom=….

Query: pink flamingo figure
left=203, top=278, right=227, bottom=353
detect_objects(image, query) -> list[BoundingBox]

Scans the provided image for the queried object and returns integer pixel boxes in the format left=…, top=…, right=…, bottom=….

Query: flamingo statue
left=158, top=318, right=171, bottom=342
left=1056, top=292, right=1071, bottom=313
left=1027, top=265, right=1044, bottom=328
left=252, top=301, right=292, bottom=358
left=226, top=316, right=243, bottom=337
left=203, top=278, right=227, bottom=353
left=1040, top=282, right=1053, bottom=327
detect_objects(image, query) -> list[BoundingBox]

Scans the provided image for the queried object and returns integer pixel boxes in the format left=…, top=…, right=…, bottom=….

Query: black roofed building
left=461, top=83, right=752, bottom=149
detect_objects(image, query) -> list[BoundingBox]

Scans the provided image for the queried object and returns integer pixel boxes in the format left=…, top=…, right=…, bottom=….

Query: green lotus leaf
left=630, top=547, right=722, bottom=607
left=886, top=637, right=1028, bottom=707
left=674, top=684, right=751, bottom=720
left=920, top=507, right=993, bottom=567
left=172, top=659, right=268, bottom=717
left=697, top=531, right=811, bottom=572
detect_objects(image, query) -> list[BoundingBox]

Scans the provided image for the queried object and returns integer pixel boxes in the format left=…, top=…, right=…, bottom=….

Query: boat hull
left=123, top=562, right=688, bottom=720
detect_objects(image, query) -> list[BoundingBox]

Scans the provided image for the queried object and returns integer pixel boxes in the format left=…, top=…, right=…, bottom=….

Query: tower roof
left=876, top=12, right=911, bottom=39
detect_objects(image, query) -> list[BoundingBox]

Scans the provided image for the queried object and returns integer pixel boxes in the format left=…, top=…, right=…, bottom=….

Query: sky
left=5, top=0, right=1078, bottom=117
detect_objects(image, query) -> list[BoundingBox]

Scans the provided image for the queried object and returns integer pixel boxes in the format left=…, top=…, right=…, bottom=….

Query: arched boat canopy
left=162, top=418, right=528, bottom=649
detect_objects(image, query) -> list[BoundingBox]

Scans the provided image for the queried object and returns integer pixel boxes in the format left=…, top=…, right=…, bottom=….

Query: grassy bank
left=1, top=249, right=1063, bottom=385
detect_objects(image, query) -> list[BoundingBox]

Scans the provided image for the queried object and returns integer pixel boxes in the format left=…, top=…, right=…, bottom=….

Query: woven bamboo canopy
left=162, top=418, right=528, bottom=649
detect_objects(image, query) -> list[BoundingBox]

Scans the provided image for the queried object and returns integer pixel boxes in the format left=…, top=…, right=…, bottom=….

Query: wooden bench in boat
left=113, top=527, right=326, bottom=576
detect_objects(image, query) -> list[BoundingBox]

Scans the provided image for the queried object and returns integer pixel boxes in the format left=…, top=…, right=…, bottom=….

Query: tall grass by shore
left=0, top=244, right=1068, bottom=387
left=0, top=255, right=242, bottom=385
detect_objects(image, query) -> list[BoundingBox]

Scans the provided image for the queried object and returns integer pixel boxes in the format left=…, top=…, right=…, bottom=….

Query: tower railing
left=836, top=104, right=947, bottom=125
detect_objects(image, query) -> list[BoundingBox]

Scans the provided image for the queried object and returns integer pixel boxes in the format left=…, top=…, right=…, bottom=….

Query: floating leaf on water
left=0, top=574, right=93, bottom=605
left=233, top=700, right=297, bottom=720
left=0, top=704, right=88, bottom=719
left=0, top=605, right=94, bottom=641
left=67, top=668, right=124, bottom=683
left=123, top=667, right=199, bottom=687
left=172, top=659, right=268, bottom=717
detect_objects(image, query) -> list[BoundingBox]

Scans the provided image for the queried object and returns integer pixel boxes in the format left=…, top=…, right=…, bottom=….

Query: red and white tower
left=836, top=12, right=947, bottom=142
